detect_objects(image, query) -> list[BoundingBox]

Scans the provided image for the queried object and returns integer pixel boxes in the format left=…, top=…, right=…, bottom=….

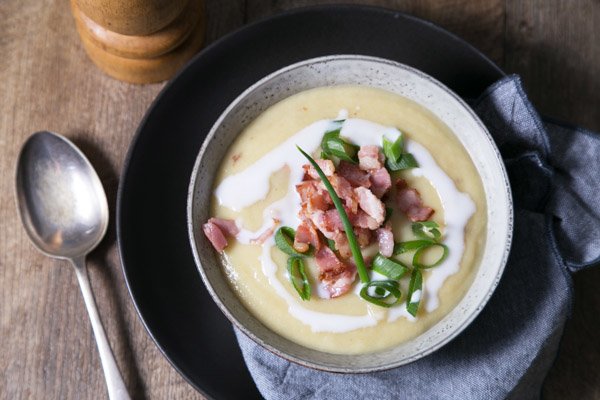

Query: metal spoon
left=15, top=131, right=130, bottom=400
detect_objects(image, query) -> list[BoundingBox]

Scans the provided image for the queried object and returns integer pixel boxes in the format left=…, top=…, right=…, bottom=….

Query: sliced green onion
left=406, top=269, right=423, bottom=317
left=326, top=238, right=337, bottom=251
left=413, top=243, right=449, bottom=269
left=297, top=146, right=369, bottom=283
left=393, top=240, right=435, bottom=255
left=322, top=137, right=359, bottom=163
left=383, top=135, right=403, bottom=163
left=383, top=206, right=393, bottom=224
left=372, top=253, right=409, bottom=280
left=287, top=257, right=311, bottom=301
left=274, top=226, right=306, bottom=256
left=320, top=121, right=359, bottom=163
left=386, top=153, right=419, bottom=171
left=359, top=280, right=402, bottom=308
left=412, top=221, right=442, bottom=242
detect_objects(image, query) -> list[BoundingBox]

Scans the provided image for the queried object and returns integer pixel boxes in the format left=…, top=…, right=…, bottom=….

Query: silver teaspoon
left=15, top=131, right=130, bottom=400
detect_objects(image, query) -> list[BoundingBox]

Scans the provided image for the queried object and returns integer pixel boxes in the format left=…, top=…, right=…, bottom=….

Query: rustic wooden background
left=1, top=0, right=599, bottom=399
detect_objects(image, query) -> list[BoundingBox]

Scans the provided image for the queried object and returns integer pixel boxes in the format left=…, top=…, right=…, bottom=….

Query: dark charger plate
left=117, top=5, right=503, bottom=399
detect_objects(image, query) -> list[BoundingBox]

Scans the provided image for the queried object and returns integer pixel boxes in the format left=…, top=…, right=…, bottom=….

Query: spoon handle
left=71, top=256, right=131, bottom=400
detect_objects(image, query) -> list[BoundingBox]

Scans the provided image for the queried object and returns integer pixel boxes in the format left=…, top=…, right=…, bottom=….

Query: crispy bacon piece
left=203, top=221, right=228, bottom=252
left=376, top=225, right=395, bottom=257
left=323, top=209, right=345, bottom=231
left=293, top=221, right=321, bottom=252
left=396, top=179, right=434, bottom=222
left=354, top=186, right=385, bottom=224
left=337, top=161, right=371, bottom=188
left=369, top=167, right=392, bottom=198
left=321, top=267, right=357, bottom=298
left=332, top=231, right=352, bottom=259
left=327, top=175, right=358, bottom=213
left=310, top=210, right=336, bottom=240
left=349, top=210, right=380, bottom=230
left=303, top=159, right=335, bottom=180
left=358, top=145, right=384, bottom=171
left=354, top=227, right=374, bottom=248
left=208, top=217, right=239, bottom=236
left=250, top=218, right=280, bottom=245
left=315, top=246, right=356, bottom=298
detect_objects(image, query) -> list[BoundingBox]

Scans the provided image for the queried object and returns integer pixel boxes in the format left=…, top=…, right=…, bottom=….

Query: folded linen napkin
left=234, top=75, right=600, bottom=400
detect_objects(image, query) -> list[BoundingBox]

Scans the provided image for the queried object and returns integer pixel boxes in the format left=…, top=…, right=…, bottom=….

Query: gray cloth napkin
left=234, top=75, right=600, bottom=400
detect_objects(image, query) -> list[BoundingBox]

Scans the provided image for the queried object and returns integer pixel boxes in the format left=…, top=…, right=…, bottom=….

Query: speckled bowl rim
left=187, top=55, right=513, bottom=373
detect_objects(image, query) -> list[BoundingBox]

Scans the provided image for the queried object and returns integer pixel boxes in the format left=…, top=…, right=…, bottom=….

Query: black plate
left=117, top=5, right=503, bottom=399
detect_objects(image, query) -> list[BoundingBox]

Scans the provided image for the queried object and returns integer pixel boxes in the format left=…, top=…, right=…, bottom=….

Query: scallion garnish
left=383, top=206, right=393, bottom=224
left=382, top=134, right=419, bottom=171
left=326, top=238, right=337, bottom=251
left=297, top=146, right=369, bottom=283
left=383, top=136, right=403, bottom=163
left=393, top=239, right=435, bottom=255
left=287, top=257, right=311, bottom=300
left=274, top=226, right=306, bottom=256
left=372, top=253, right=409, bottom=280
left=413, top=243, right=449, bottom=269
left=406, top=269, right=423, bottom=316
left=412, top=221, right=442, bottom=241
left=359, top=280, right=402, bottom=308
left=387, top=153, right=419, bottom=170
left=320, top=121, right=359, bottom=163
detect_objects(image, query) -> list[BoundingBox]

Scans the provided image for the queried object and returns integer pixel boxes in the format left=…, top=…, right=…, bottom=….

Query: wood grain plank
left=244, top=0, right=504, bottom=65
left=0, top=0, right=245, bottom=399
left=505, top=2, right=600, bottom=399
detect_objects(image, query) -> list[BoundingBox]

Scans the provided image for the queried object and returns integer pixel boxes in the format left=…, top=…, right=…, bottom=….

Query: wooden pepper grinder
left=70, top=0, right=205, bottom=84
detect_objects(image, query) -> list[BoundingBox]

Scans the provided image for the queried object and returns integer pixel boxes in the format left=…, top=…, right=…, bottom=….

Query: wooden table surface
left=2, top=1, right=599, bottom=399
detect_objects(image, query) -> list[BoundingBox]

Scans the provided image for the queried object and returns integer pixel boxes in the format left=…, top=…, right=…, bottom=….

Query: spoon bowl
left=16, top=131, right=108, bottom=259
left=15, top=131, right=129, bottom=400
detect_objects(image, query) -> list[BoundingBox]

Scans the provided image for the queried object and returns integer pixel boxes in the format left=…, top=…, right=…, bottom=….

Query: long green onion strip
left=297, top=146, right=369, bottom=283
left=372, top=253, right=409, bottom=280
left=274, top=226, right=307, bottom=257
left=412, top=221, right=442, bottom=241
left=287, top=257, right=311, bottom=301
left=406, top=269, right=423, bottom=316
left=359, top=280, right=402, bottom=308
left=413, top=243, right=449, bottom=269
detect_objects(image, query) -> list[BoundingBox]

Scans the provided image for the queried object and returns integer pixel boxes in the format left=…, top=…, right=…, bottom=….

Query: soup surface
left=210, top=85, right=486, bottom=354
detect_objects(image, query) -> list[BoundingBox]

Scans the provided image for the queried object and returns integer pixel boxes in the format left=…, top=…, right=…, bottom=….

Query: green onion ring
left=360, top=280, right=402, bottom=308
left=372, top=253, right=409, bottom=280
left=406, top=269, right=423, bottom=317
left=393, top=240, right=435, bottom=255
left=413, top=243, right=449, bottom=269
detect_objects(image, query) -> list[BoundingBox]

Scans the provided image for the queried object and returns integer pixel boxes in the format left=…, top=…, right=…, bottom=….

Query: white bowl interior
left=188, top=55, right=512, bottom=373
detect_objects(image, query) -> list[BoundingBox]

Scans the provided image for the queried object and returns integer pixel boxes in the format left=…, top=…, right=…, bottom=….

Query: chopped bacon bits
left=376, top=225, right=395, bottom=257
left=354, top=186, right=385, bottom=224
left=203, top=221, right=229, bottom=252
left=369, top=167, right=392, bottom=198
left=337, top=161, right=371, bottom=188
left=396, top=179, right=434, bottom=222
left=315, top=246, right=356, bottom=298
left=208, top=217, right=239, bottom=236
left=294, top=221, right=321, bottom=252
left=358, top=145, right=384, bottom=171
left=250, top=218, right=280, bottom=245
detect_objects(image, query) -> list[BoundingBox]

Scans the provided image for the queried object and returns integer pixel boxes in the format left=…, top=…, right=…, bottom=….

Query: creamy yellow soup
left=211, top=85, right=486, bottom=354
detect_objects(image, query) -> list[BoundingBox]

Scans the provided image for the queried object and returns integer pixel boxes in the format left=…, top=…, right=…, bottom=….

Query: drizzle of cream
left=215, top=116, right=474, bottom=332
